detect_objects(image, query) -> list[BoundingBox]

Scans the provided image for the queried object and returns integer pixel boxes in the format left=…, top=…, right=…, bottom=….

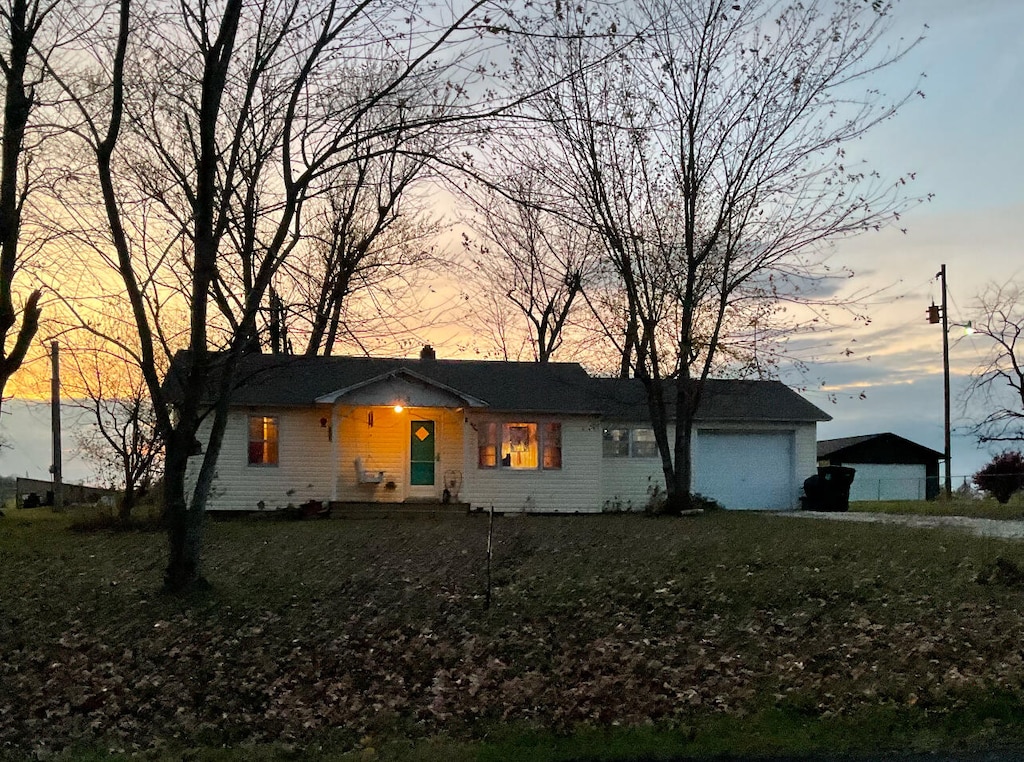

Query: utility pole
left=928, top=265, right=953, bottom=498
left=50, top=341, right=63, bottom=511
left=940, top=265, right=952, bottom=497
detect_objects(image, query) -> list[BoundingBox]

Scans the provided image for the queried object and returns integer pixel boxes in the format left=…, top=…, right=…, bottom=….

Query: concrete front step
left=329, top=501, right=471, bottom=519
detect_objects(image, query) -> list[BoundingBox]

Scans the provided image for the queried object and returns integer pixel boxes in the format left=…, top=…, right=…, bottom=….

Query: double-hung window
left=542, top=422, right=562, bottom=469
left=631, top=428, right=658, bottom=458
left=248, top=416, right=279, bottom=466
left=602, top=427, right=658, bottom=458
left=602, top=428, right=630, bottom=457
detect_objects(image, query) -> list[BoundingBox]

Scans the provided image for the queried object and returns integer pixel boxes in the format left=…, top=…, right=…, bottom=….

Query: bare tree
left=54, top=0, right=525, bottom=591
left=460, top=169, right=598, bottom=362
left=274, top=113, right=442, bottom=357
left=62, top=321, right=164, bottom=522
left=498, top=0, right=924, bottom=512
left=964, top=281, right=1024, bottom=445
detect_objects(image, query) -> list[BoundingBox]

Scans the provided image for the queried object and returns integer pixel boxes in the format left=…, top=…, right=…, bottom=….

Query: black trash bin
left=801, top=466, right=856, bottom=512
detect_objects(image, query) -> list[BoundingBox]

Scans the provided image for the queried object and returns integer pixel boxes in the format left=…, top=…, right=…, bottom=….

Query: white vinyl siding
left=600, top=424, right=668, bottom=511
left=462, top=415, right=600, bottom=512
left=185, top=407, right=820, bottom=513
left=187, top=407, right=335, bottom=512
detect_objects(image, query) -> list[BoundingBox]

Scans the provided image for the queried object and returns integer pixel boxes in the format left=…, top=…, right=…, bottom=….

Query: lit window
left=478, top=422, right=498, bottom=468
left=502, top=423, right=538, bottom=469
left=543, top=423, right=562, bottom=470
left=632, top=428, right=658, bottom=458
left=248, top=416, right=279, bottom=465
left=602, top=428, right=630, bottom=458
left=477, top=421, right=562, bottom=470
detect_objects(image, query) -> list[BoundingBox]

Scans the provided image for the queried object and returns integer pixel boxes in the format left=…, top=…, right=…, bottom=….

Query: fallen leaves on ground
left=3, top=512, right=1024, bottom=757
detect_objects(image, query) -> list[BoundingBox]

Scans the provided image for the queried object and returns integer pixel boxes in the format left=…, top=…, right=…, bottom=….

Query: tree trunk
left=667, top=411, right=695, bottom=514
left=661, top=376, right=699, bottom=516
left=651, top=374, right=700, bottom=518
left=162, top=440, right=207, bottom=593
left=118, top=486, right=134, bottom=524
left=642, top=375, right=678, bottom=513
left=619, top=311, right=638, bottom=379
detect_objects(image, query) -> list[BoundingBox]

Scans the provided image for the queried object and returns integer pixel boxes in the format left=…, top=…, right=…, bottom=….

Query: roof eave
left=314, top=366, right=489, bottom=407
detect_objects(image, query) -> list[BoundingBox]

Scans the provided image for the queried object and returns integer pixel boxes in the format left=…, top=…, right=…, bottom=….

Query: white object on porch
left=354, top=457, right=385, bottom=484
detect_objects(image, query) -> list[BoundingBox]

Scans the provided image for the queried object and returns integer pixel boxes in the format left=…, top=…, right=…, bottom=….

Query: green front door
left=410, top=420, right=435, bottom=486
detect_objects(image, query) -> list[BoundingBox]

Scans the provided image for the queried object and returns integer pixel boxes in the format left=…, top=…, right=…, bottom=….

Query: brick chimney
left=420, top=344, right=436, bottom=361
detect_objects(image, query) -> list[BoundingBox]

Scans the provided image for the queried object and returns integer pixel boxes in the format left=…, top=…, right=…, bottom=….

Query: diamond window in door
left=410, top=420, right=435, bottom=485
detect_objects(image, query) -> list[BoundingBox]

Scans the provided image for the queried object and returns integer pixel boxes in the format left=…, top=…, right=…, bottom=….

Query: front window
left=478, top=421, right=562, bottom=470
left=542, top=423, right=562, bottom=469
left=502, top=423, right=538, bottom=469
left=478, top=422, right=498, bottom=468
left=248, top=416, right=279, bottom=465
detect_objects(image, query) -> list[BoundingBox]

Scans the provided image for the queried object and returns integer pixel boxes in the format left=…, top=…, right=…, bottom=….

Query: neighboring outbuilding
left=165, top=348, right=831, bottom=513
left=816, top=433, right=943, bottom=501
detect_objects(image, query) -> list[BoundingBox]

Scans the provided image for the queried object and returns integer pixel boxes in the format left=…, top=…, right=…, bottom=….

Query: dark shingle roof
left=589, top=376, right=832, bottom=423
left=165, top=351, right=598, bottom=414
left=164, top=351, right=831, bottom=422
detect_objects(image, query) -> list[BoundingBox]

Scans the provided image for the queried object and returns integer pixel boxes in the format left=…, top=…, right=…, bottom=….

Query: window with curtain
left=478, top=421, right=562, bottom=470
left=248, top=416, right=279, bottom=465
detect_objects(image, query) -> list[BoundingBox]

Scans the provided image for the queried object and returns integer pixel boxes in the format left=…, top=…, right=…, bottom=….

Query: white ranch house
left=168, top=349, right=830, bottom=513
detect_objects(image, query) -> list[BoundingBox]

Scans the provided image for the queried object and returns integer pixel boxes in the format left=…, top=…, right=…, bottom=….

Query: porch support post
left=331, top=403, right=340, bottom=501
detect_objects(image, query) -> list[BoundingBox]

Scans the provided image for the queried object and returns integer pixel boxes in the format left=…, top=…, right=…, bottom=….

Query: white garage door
left=846, top=463, right=927, bottom=501
left=693, top=430, right=795, bottom=510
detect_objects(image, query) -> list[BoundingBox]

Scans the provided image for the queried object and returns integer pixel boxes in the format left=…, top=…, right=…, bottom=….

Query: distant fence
left=14, top=478, right=119, bottom=509
left=849, top=477, right=935, bottom=502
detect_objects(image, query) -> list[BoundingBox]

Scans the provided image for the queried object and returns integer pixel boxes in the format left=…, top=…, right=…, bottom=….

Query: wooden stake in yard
left=485, top=505, right=494, bottom=610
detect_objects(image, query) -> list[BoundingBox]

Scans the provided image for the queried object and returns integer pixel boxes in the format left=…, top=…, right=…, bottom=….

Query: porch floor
left=328, top=500, right=472, bottom=519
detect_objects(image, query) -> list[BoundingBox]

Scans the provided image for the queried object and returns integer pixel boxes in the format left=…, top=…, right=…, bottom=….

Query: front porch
left=326, top=402, right=469, bottom=504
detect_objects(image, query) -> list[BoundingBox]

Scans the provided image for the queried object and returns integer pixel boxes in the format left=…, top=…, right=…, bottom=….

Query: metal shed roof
left=817, top=433, right=943, bottom=463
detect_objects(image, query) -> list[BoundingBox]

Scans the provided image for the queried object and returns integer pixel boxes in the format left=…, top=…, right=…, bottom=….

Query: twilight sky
left=791, top=0, right=1024, bottom=482
left=1, top=0, right=1022, bottom=486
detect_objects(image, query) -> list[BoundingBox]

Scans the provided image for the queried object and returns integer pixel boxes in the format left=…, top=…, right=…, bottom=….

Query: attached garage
left=817, top=433, right=942, bottom=502
left=694, top=429, right=796, bottom=510
left=591, top=377, right=828, bottom=511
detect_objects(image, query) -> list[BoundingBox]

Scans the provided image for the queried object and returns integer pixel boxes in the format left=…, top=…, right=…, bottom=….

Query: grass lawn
left=5, top=506, right=1024, bottom=760
left=850, top=493, right=1024, bottom=520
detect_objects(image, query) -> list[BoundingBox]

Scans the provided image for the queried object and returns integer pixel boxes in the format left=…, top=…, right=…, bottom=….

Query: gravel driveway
left=779, top=510, right=1024, bottom=540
